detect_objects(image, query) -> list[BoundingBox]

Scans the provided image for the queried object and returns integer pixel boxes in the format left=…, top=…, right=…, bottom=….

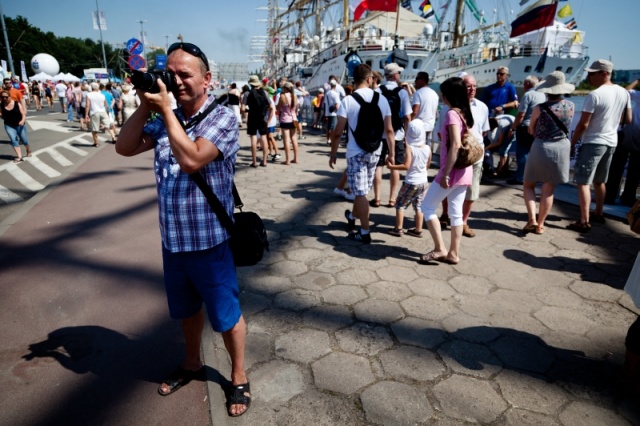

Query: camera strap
left=178, top=96, right=219, bottom=130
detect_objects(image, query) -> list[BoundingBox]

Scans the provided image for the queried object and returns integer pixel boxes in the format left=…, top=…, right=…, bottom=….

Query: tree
left=0, top=15, right=116, bottom=78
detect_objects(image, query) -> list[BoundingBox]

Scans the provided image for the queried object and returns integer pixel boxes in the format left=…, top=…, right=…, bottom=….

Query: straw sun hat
left=536, top=71, right=575, bottom=95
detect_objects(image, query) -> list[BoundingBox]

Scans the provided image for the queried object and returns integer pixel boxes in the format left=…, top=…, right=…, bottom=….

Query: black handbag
left=192, top=173, right=269, bottom=267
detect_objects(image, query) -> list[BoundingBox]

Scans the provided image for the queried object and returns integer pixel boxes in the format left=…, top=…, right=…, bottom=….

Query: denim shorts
left=574, top=144, right=615, bottom=185
left=162, top=240, right=241, bottom=333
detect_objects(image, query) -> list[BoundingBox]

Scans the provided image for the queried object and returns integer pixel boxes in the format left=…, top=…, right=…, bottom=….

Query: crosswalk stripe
left=47, top=148, right=74, bottom=167
left=5, top=164, right=45, bottom=191
left=0, top=184, right=23, bottom=203
left=25, top=156, right=61, bottom=178
left=60, top=143, right=90, bottom=156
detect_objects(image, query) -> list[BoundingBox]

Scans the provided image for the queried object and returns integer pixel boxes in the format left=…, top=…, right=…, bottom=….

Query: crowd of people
left=0, top=75, right=141, bottom=159
left=233, top=60, right=636, bottom=255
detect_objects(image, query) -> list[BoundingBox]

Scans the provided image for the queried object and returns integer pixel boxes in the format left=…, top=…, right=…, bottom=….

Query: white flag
left=20, top=61, right=27, bottom=82
left=92, top=11, right=107, bottom=30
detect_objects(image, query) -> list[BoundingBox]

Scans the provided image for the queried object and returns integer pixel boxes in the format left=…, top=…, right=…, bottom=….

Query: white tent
left=64, top=72, right=81, bottom=82
left=29, top=72, right=53, bottom=82
left=51, top=72, right=68, bottom=82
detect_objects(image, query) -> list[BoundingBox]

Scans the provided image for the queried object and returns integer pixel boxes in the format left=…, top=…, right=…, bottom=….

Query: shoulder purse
left=192, top=174, right=269, bottom=267
left=448, top=109, right=483, bottom=169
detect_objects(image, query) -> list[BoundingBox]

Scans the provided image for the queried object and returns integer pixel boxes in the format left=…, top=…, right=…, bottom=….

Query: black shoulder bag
left=539, top=103, right=569, bottom=137
left=179, top=98, right=269, bottom=267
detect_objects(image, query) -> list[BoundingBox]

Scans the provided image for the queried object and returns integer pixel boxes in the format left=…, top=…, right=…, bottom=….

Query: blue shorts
left=162, top=240, right=241, bottom=333
left=326, top=116, right=337, bottom=131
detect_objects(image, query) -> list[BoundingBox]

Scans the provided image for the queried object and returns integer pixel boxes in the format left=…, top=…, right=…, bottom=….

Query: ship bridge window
left=413, top=59, right=422, bottom=69
left=379, top=60, right=385, bottom=69
left=524, top=65, right=532, bottom=73
left=555, top=66, right=562, bottom=71
left=566, top=67, right=573, bottom=74
left=365, top=60, right=372, bottom=67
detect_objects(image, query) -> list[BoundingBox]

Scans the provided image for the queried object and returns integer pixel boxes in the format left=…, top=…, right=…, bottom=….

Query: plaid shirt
left=144, top=97, right=239, bottom=253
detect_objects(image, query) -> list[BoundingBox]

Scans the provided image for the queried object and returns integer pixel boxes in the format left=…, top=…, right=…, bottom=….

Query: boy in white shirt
left=386, top=119, right=432, bottom=237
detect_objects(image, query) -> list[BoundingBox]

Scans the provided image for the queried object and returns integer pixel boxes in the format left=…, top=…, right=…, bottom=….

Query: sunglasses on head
left=167, top=42, right=210, bottom=71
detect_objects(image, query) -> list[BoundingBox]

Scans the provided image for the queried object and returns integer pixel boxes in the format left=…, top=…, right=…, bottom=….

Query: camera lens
left=131, top=71, right=159, bottom=93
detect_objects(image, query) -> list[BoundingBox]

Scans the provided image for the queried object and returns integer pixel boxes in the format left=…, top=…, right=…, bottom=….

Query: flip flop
left=227, top=382, right=251, bottom=417
left=158, top=366, right=205, bottom=396
left=534, top=226, right=545, bottom=235
left=522, top=223, right=537, bottom=233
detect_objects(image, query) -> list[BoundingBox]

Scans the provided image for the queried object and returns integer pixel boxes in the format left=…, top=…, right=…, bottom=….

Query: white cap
left=407, top=119, right=426, bottom=147
left=330, top=79, right=338, bottom=86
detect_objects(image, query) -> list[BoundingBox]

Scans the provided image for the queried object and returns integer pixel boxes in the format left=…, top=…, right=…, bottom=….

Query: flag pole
left=395, top=0, right=401, bottom=35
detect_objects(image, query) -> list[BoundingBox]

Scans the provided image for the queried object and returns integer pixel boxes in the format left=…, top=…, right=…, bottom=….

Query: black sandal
left=158, top=366, right=205, bottom=396
left=227, top=382, right=251, bottom=417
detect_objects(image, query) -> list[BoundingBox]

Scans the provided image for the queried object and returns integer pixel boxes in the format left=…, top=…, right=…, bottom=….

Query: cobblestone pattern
left=209, top=133, right=640, bottom=425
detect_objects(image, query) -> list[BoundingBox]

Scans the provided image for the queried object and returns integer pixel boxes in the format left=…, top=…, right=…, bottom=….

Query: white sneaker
left=334, top=188, right=347, bottom=197
left=344, top=192, right=355, bottom=201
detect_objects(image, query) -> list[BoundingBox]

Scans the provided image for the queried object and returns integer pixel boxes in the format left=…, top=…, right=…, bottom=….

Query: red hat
left=262, top=77, right=269, bottom=84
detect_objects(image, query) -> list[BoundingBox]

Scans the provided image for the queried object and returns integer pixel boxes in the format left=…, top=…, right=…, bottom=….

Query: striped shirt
left=144, top=97, right=239, bottom=253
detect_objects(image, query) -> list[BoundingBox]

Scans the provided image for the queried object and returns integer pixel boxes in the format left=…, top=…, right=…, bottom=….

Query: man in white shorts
left=85, top=82, right=117, bottom=147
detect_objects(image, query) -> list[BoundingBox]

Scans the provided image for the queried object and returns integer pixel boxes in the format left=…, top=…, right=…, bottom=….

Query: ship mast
left=453, top=0, right=464, bottom=48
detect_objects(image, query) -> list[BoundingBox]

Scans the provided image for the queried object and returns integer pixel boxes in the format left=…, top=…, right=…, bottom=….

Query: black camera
left=130, top=69, right=175, bottom=94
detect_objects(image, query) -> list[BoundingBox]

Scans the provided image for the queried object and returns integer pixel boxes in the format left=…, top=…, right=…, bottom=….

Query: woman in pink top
left=420, top=77, right=473, bottom=265
left=277, top=82, right=299, bottom=164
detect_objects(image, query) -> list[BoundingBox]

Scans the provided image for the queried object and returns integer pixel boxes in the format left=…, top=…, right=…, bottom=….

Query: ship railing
left=506, top=40, right=587, bottom=59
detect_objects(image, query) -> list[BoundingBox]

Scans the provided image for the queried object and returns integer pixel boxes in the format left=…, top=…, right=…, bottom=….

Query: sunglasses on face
left=167, top=42, right=210, bottom=71
left=1, top=96, right=9, bottom=99
left=497, top=72, right=506, bottom=76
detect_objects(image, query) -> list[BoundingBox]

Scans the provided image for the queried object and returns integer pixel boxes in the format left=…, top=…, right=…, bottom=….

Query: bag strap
left=172, top=97, right=245, bottom=234
left=539, top=103, right=569, bottom=136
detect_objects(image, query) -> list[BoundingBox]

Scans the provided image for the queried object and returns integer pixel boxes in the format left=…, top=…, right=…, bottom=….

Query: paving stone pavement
left=204, top=129, right=640, bottom=425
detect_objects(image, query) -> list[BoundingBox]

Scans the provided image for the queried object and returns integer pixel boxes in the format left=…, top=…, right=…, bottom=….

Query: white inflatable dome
left=31, top=53, right=60, bottom=76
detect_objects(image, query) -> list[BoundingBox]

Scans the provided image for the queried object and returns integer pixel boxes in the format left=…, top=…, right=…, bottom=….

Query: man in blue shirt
left=116, top=42, right=250, bottom=417
left=481, top=66, right=519, bottom=117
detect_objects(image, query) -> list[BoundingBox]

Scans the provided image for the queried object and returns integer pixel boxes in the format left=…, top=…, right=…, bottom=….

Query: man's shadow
left=23, top=325, right=225, bottom=387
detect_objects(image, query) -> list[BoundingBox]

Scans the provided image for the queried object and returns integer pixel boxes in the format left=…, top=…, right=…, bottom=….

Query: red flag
left=354, top=0, right=398, bottom=21
left=510, top=0, right=558, bottom=37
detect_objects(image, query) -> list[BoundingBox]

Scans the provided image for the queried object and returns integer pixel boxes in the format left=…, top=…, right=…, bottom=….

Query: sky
left=2, top=0, right=638, bottom=73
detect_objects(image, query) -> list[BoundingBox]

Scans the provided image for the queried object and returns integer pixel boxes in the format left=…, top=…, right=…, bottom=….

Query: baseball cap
left=330, top=79, right=337, bottom=86
left=585, top=59, right=613, bottom=73
left=384, top=63, right=404, bottom=76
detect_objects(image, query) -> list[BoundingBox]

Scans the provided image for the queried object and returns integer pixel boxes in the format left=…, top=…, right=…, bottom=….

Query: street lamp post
left=164, top=35, right=171, bottom=52
left=95, top=0, right=108, bottom=71
left=137, top=19, right=147, bottom=60
left=0, top=0, right=15, bottom=76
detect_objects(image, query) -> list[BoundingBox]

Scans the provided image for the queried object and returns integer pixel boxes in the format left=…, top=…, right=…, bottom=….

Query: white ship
left=263, top=0, right=589, bottom=93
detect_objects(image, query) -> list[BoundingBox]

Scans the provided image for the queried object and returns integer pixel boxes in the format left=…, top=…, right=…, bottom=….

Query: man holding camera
left=116, top=42, right=250, bottom=417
